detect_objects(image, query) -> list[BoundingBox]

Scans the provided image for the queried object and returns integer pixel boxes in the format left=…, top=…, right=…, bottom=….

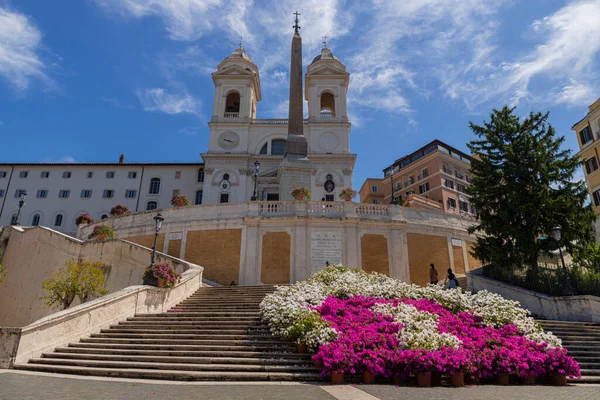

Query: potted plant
left=291, top=187, right=311, bottom=201
left=110, top=204, right=130, bottom=216
left=170, top=193, right=191, bottom=207
left=75, top=213, right=94, bottom=225
left=339, top=188, right=357, bottom=202
left=87, top=225, right=115, bottom=241
left=406, top=350, right=435, bottom=387
left=143, top=263, right=181, bottom=288
left=544, top=348, right=581, bottom=386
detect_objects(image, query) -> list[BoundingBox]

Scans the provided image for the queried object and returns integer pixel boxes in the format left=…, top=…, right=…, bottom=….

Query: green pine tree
left=467, top=106, right=595, bottom=270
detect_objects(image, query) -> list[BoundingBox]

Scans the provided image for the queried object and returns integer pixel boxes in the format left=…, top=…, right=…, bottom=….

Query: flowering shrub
left=110, top=204, right=130, bottom=216
left=339, top=188, right=357, bottom=201
left=87, top=225, right=115, bottom=240
left=291, top=187, right=311, bottom=200
left=260, top=266, right=580, bottom=379
left=145, top=263, right=181, bottom=288
left=170, top=194, right=191, bottom=207
left=75, top=213, right=94, bottom=225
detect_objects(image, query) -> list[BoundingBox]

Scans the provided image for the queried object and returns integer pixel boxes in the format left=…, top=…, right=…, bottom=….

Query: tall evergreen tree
left=467, top=106, right=595, bottom=269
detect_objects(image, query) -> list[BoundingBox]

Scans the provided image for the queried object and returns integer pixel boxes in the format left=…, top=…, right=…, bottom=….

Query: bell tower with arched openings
left=305, top=45, right=350, bottom=123
left=210, top=46, right=261, bottom=123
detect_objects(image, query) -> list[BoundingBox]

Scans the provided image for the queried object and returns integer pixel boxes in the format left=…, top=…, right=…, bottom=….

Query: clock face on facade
left=319, top=132, right=339, bottom=152
left=218, top=132, right=240, bottom=150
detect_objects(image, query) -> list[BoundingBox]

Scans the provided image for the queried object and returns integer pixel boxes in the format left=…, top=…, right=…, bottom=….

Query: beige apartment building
left=572, top=98, right=600, bottom=238
left=360, top=140, right=475, bottom=217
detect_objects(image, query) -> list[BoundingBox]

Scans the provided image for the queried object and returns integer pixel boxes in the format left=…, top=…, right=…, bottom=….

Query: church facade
left=202, top=44, right=356, bottom=204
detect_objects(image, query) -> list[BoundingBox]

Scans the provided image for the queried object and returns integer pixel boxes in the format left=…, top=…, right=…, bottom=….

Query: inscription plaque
left=311, top=231, right=343, bottom=273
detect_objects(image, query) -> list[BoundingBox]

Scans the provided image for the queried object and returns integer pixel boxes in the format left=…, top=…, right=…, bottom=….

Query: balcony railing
left=320, top=112, right=336, bottom=119
left=224, top=112, right=240, bottom=118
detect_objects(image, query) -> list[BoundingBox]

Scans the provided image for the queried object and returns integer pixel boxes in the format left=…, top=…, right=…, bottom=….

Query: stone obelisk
left=279, top=12, right=312, bottom=200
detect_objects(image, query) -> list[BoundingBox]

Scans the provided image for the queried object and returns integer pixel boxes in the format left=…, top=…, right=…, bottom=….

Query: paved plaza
left=1, top=371, right=600, bottom=400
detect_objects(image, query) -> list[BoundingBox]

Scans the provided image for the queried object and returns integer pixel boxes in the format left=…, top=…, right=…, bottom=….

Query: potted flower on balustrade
left=75, top=213, right=94, bottom=226
left=110, top=204, right=130, bottom=217
left=339, top=188, right=357, bottom=202
left=143, top=262, right=181, bottom=288
left=170, top=193, right=191, bottom=207
left=291, top=187, right=311, bottom=201
left=87, top=225, right=115, bottom=241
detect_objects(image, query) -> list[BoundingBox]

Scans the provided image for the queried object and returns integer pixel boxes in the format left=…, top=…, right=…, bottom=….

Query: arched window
left=224, top=92, right=240, bottom=117
left=146, top=201, right=158, bottom=211
left=271, top=139, right=286, bottom=156
left=195, top=190, right=203, bottom=205
left=32, top=214, right=40, bottom=226
left=259, top=143, right=268, bottom=154
left=320, top=92, right=335, bottom=117
left=101, top=214, right=108, bottom=220
left=54, top=214, right=63, bottom=227
left=149, top=178, right=161, bottom=194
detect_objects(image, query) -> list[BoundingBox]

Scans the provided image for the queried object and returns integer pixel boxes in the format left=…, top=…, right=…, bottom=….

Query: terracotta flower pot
left=362, top=371, right=375, bottom=384
left=96, top=234, right=108, bottom=241
left=520, top=375, right=535, bottom=385
left=553, top=374, right=567, bottom=386
left=313, top=358, right=323, bottom=368
left=297, top=343, right=307, bottom=354
left=431, top=372, right=442, bottom=386
left=294, top=194, right=305, bottom=201
left=450, top=372, right=464, bottom=387
left=343, top=196, right=352, bottom=202
left=465, top=374, right=479, bottom=385
left=157, top=278, right=166, bottom=288
left=417, top=372, right=431, bottom=387
left=332, top=372, right=344, bottom=385
left=495, top=373, right=509, bottom=386
left=391, top=375, right=404, bottom=386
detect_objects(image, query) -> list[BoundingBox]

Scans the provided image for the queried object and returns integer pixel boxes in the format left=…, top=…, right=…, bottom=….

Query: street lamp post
left=251, top=161, right=260, bottom=201
left=12, top=192, right=27, bottom=226
left=150, top=213, right=164, bottom=268
left=552, top=225, right=575, bottom=296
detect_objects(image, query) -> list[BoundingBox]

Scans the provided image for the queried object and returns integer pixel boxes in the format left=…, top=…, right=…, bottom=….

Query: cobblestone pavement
left=1, top=371, right=599, bottom=400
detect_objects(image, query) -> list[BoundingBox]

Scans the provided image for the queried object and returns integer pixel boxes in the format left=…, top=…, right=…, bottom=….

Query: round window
left=326, top=174, right=333, bottom=180
left=223, top=173, right=230, bottom=181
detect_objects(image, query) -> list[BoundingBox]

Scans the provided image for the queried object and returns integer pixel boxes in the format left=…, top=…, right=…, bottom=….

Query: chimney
left=119, top=154, right=125, bottom=164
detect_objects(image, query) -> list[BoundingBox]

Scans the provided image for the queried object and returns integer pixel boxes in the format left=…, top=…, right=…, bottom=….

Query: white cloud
left=0, top=8, right=53, bottom=91
left=137, top=88, right=200, bottom=115
left=446, top=0, right=600, bottom=108
left=59, top=156, right=76, bottom=163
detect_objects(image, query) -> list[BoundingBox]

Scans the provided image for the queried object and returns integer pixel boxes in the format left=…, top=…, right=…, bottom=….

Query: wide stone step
left=569, top=376, right=600, bottom=384
left=170, top=305, right=261, bottom=310
left=121, top=323, right=270, bottom=331
left=91, top=333, right=284, bottom=343
left=126, top=316, right=264, bottom=322
left=554, top=335, right=600, bottom=341
left=45, top=352, right=312, bottom=365
left=105, top=329, right=273, bottom=337
left=577, top=362, right=600, bottom=369
left=63, top=344, right=308, bottom=358
left=27, top=358, right=319, bottom=373
left=116, top=325, right=270, bottom=333
left=80, top=338, right=295, bottom=349
left=559, top=341, right=600, bottom=347
left=134, top=312, right=261, bottom=317
left=13, top=364, right=324, bottom=381
left=579, top=369, right=600, bottom=376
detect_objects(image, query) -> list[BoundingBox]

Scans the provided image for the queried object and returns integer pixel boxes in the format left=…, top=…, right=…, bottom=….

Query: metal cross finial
left=293, top=11, right=301, bottom=33
left=239, top=35, right=243, bottom=48
left=322, top=35, right=328, bottom=48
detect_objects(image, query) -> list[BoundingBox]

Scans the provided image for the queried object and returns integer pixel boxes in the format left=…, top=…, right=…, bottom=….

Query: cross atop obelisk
left=293, top=11, right=301, bottom=33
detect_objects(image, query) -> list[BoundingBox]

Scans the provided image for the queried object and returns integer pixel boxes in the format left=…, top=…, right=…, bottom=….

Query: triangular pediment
left=214, top=65, right=255, bottom=76
left=307, top=65, right=348, bottom=76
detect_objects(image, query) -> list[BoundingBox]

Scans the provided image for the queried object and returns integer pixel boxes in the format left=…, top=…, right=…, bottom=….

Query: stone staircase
left=537, top=319, right=600, bottom=384
left=14, top=285, right=323, bottom=381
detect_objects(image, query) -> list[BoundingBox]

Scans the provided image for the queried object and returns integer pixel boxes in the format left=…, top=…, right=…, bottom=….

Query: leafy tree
left=467, top=106, right=595, bottom=270
left=42, top=261, right=109, bottom=310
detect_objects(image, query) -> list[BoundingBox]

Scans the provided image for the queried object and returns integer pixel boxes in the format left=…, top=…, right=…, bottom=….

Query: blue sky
left=0, top=0, right=599, bottom=187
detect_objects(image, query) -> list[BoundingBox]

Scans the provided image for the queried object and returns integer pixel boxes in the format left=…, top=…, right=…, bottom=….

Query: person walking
left=429, top=263, right=438, bottom=285
left=445, top=268, right=457, bottom=289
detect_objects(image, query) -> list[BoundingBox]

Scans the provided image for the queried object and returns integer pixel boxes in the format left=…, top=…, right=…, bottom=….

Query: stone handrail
left=3, top=257, right=203, bottom=368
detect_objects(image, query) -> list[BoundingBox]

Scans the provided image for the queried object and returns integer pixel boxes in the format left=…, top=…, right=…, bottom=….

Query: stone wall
left=469, top=269, right=600, bottom=322
left=0, top=226, right=189, bottom=327
left=407, top=233, right=450, bottom=286
left=184, top=229, right=242, bottom=285
left=361, top=234, right=390, bottom=275
left=261, top=232, right=291, bottom=284
left=80, top=201, right=478, bottom=286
